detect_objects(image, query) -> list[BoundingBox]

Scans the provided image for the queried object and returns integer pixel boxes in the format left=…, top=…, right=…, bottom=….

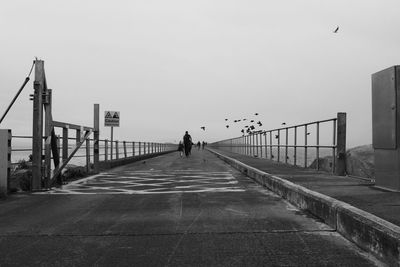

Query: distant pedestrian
left=183, top=131, right=192, bottom=157
left=177, top=141, right=184, bottom=157
left=202, top=141, right=206, bottom=149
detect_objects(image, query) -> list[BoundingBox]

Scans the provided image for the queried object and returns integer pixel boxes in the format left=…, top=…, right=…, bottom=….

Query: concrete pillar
left=0, top=129, right=11, bottom=196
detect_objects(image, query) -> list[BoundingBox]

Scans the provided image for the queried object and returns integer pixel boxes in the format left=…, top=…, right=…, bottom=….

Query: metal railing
left=210, top=113, right=346, bottom=175
left=10, top=134, right=176, bottom=171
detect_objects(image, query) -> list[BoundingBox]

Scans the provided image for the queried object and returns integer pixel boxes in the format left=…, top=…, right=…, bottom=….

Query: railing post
left=132, top=142, right=135, bottom=156
left=116, top=140, right=119, bottom=160
left=139, top=142, right=141, bottom=155
left=123, top=141, right=127, bottom=158
left=0, top=129, right=11, bottom=196
left=86, top=138, right=90, bottom=173
left=105, top=139, right=108, bottom=161
left=93, top=104, right=100, bottom=173
left=294, top=126, right=297, bottom=166
left=57, top=135, right=61, bottom=159
left=62, top=127, right=68, bottom=164
left=335, top=112, right=347, bottom=176
left=304, top=125, right=308, bottom=167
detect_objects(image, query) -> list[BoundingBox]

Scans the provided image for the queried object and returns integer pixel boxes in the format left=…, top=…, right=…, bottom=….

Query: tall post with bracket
left=32, top=60, right=45, bottom=190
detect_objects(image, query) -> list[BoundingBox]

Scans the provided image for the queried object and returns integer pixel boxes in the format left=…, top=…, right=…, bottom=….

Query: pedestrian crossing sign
left=105, top=111, right=120, bottom=127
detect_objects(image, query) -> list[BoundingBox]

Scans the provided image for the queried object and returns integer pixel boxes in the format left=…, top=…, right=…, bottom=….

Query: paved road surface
left=0, top=149, right=382, bottom=266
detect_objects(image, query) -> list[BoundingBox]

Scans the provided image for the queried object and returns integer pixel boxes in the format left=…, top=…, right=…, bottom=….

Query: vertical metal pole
left=294, top=126, right=297, bottom=166
left=57, top=135, right=61, bottom=159
left=62, top=127, right=68, bottom=163
left=335, top=113, right=346, bottom=175
left=105, top=140, right=108, bottom=161
left=252, top=134, right=255, bottom=156
left=116, top=140, right=119, bottom=160
left=277, top=129, right=280, bottom=162
left=304, top=125, right=308, bottom=167
left=285, top=128, right=288, bottom=164
left=86, top=138, right=90, bottom=173
left=132, top=142, right=135, bottom=156
left=110, top=127, right=114, bottom=160
left=76, top=129, right=81, bottom=145
left=123, top=141, right=127, bottom=158
left=93, top=104, right=100, bottom=173
left=144, top=142, right=146, bottom=154
left=32, top=60, right=44, bottom=190
left=264, top=132, right=267, bottom=158
left=259, top=134, right=263, bottom=158
left=316, top=122, right=320, bottom=170
left=139, top=142, right=141, bottom=155
left=332, top=119, right=337, bottom=173
left=269, top=131, right=273, bottom=159
left=254, top=134, right=258, bottom=157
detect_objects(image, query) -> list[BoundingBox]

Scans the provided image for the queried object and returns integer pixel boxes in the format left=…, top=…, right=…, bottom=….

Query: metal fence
left=210, top=113, right=346, bottom=175
left=10, top=134, right=176, bottom=171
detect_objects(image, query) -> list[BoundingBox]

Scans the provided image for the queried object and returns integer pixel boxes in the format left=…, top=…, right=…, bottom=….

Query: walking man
left=183, top=131, right=192, bottom=157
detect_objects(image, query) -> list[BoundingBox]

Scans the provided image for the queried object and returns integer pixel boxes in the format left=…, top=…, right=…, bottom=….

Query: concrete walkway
left=0, top=149, right=380, bottom=266
left=208, top=148, right=400, bottom=266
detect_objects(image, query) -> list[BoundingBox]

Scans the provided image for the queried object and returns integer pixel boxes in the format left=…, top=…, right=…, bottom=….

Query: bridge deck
left=211, top=149, right=400, bottom=228
left=0, top=149, right=379, bottom=266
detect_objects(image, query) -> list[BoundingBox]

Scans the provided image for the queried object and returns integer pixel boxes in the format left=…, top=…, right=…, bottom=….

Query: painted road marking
left=37, top=170, right=245, bottom=194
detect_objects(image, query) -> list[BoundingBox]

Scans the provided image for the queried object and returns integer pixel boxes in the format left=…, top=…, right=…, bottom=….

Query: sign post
left=105, top=111, right=120, bottom=160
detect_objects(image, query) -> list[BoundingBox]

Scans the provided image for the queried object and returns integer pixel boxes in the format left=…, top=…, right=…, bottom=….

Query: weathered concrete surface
left=0, top=150, right=380, bottom=266
left=209, top=148, right=400, bottom=266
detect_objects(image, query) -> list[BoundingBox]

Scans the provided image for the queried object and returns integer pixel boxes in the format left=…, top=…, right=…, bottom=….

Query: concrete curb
left=208, top=148, right=400, bottom=266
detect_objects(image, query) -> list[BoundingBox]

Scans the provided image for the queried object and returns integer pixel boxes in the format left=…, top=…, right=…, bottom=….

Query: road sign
left=105, top=111, right=120, bottom=127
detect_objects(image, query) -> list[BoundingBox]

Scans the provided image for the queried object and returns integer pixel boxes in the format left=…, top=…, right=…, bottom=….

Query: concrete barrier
left=0, top=130, right=11, bottom=197
left=208, top=148, right=400, bottom=266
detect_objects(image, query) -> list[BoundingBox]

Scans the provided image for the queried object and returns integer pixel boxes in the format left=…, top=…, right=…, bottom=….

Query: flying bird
left=257, top=121, right=262, bottom=126
left=250, top=120, right=254, bottom=123
left=281, top=122, right=286, bottom=125
left=225, top=118, right=228, bottom=121
left=255, top=113, right=259, bottom=115
left=200, top=126, right=205, bottom=131
left=275, top=134, right=279, bottom=139
left=307, top=132, right=311, bottom=135
left=333, top=26, right=339, bottom=33
left=226, top=125, right=229, bottom=128
left=243, top=119, right=247, bottom=121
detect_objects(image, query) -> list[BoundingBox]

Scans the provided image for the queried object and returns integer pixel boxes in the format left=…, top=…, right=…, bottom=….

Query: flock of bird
left=200, top=112, right=287, bottom=136
left=197, top=25, right=341, bottom=137
left=199, top=112, right=312, bottom=138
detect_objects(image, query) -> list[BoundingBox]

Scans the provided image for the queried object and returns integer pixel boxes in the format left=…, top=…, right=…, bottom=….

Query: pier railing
left=10, top=135, right=175, bottom=171
left=210, top=113, right=346, bottom=175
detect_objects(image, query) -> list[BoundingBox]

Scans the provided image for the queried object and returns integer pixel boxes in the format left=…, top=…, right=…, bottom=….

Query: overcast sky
left=1, top=0, right=400, bottom=147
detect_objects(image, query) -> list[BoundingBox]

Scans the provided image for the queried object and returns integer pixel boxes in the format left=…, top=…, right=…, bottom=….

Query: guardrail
left=210, top=113, right=346, bottom=175
left=10, top=134, right=175, bottom=170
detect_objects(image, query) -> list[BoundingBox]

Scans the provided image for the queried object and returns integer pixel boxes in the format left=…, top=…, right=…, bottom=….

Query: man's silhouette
left=183, top=131, right=192, bottom=157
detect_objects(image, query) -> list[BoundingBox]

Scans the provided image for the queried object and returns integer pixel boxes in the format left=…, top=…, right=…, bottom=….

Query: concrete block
left=337, top=204, right=400, bottom=266
left=0, top=129, right=11, bottom=196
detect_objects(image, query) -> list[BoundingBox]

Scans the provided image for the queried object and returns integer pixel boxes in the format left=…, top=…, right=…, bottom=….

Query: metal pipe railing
left=10, top=135, right=176, bottom=169
left=209, top=113, right=346, bottom=175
